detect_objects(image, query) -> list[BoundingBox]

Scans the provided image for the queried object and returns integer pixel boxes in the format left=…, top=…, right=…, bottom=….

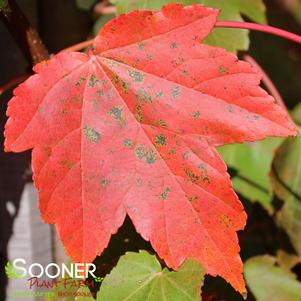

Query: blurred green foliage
left=76, top=0, right=97, bottom=11
left=219, top=138, right=282, bottom=213
left=245, top=255, right=301, bottom=301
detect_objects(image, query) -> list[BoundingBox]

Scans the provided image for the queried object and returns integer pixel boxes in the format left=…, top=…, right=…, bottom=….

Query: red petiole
left=215, top=21, right=301, bottom=45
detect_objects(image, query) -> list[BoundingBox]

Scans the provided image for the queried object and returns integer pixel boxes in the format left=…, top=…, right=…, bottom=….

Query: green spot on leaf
left=160, top=187, right=171, bottom=200
left=124, top=138, right=133, bottom=148
left=185, top=169, right=200, bottom=183
left=154, top=134, right=167, bottom=146
left=188, top=195, right=199, bottom=202
left=136, top=105, right=143, bottom=122
left=218, top=65, right=229, bottom=75
left=121, top=80, right=129, bottom=94
left=76, top=77, right=86, bottom=87
left=112, top=75, right=120, bottom=84
left=128, top=70, right=144, bottom=82
left=226, top=105, right=233, bottom=112
left=88, top=74, right=100, bottom=87
left=157, top=119, right=168, bottom=128
left=169, top=148, right=175, bottom=155
left=109, top=106, right=127, bottom=128
left=136, top=88, right=153, bottom=104
left=192, top=111, right=200, bottom=118
left=135, top=145, right=157, bottom=164
left=182, top=151, right=189, bottom=160
left=156, top=90, right=163, bottom=98
left=138, top=42, right=145, bottom=50
left=171, top=85, right=180, bottom=98
left=100, top=178, right=109, bottom=186
left=83, top=126, right=101, bottom=143
left=170, top=42, right=177, bottom=48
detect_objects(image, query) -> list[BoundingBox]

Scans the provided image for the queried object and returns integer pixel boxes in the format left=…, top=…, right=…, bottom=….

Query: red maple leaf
left=4, top=4, right=296, bottom=293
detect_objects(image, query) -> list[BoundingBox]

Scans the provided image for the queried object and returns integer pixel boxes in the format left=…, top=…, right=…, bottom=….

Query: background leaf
left=110, top=0, right=179, bottom=11
left=93, top=14, right=115, bottom=36
left=291, top=102, right=301, bottom=126
left=76, top=0, right=97, bottom=11
left=0, top=0, right=8, bottom=13
left=244, top=255, right=301, bottom=301
left=276, top=250, right=301, bottom=270
left=271, top=136, right=301, bottom=257
left=0, top=0, right=6, bottom=9
left=97, top=251, right=205, bottom=301
left=218, top=138, right=282, bottom=213
left=194, top=0, right=267, bottom=52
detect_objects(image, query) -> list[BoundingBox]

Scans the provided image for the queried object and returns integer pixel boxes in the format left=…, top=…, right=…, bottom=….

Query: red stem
left=215, top=21, right=301, bottom=45
left=62, top=39, right=94, bottom=53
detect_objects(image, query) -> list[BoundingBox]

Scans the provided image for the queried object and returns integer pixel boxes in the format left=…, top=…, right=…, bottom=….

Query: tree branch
left=0, top=0, right=49, bottom=65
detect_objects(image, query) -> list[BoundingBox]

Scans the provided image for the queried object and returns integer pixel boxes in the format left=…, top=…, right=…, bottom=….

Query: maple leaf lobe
left=4, top=4, right=297, bottom=294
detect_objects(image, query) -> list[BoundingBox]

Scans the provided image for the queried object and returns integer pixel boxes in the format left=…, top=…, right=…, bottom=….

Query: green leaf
left=93, top=14, right=115, bottom=36
left=280, top=0, right=301, bottom=25
left=0, top=0, right=7, bottom=9
left=218, top=138, right=282, bottom=213
left=276, top=250, right=301, bottom=271
left=76, top=0, right=96, bottom=10
left=293, top=4, right=301, bottom=24
left=0, top=0, right=10, bottom=15
left=291, top=102, right=301, bottom=126
left=278, top=199, right=301, bottom=257
left=75, top=287, right=95, bottom=301
left=193, top=0, right=266, bottom=52
left=244, top=255, right=301, bottom=301
left=271, top=137, right=301, bottom=256
left=97, top=251, right=205, bottom=301
left=110, top=0, right=177, bottom=12
left=111, top=0, right=266, bottom=52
